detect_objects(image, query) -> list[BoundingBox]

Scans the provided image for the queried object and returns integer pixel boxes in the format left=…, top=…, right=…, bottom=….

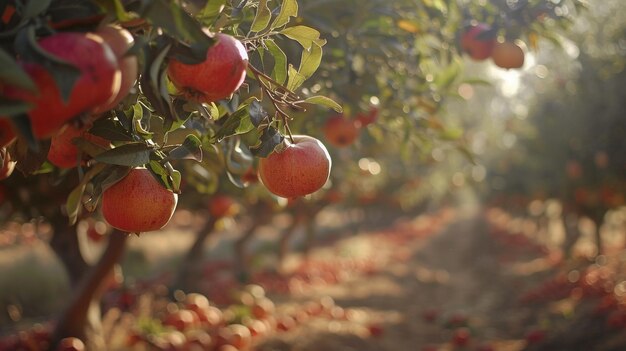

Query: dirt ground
left=254, top=207, right=539, bottom=351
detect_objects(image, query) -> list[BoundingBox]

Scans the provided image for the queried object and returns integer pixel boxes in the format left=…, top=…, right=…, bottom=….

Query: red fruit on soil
left=209, top=194, right=238, bottom=218
left=447, top=313, right=468, bottom=328
left=492, top=41, right=525, bottom=69
left=452, top=328, right=471, bottom=347
left=258, top=135, right=331, bottom=198
left=525, top=329, right=546, bottom=344
left=225, top=324, right=252, bottom=349
left=2, top=33, right=120, bottom=139
left=324, top=114, right=360, bottom=147
left=167, top=33, right=248, bottom=103
left=460, top=23, right=495, bottom=61
left=56, top=337, right=85, bottom=351
left=252, top=297, right=275, bottom=319
left=0, top=119, right=16, bottom=147
left=101, top=168, right=178, bottom=233
left=276, top=315, right=297, bottom=332
left=368, top=323, right=384, bottom=337
left=185, top=330, right=213, bottom=351
left=0, top=148, right=16, bottom=180
left=48, top=124, right=109, bottom=168
left=92, top=25, right=138, bottom=114
left=164, top=309, right=198, bottom=331
left=185, top=293, right=210, bottom=312
left=422, top=308, right=439, bottom=322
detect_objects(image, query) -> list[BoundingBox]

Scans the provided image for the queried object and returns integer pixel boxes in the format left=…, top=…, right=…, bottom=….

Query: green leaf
left=298, top=43, right=323, bottom=80
left=22, top=0, right=52, bottom=20
left=214, top=106, right=255, bottom=141
left=434, top=60, right=460, bottom=91
left=248, top=99, right=268, bottom=126
left=250, top=127, right=284, bottom=158
left=0, top=97, right=33, bottom=116
left=66, top=183, right=87, bottom=226
left=303, top=96, right=342, bottom=112
left=94, top=0, right=134, bottom=22
left=287, top=43, right=322, bottom=91
left=280, top=26, right=324, bottom=50
left=140, top=0, right=215, bottom=62
left=271, top=0, right=298, bottom=29
left=167, top=134, right=203, bottom=161
left=89, top=117, right=135, bottom=142
left=66, top=163, right=108, bottom=225
left=286, top=65, right=304, bottom=91
left=456, top=145, right=477, bottom=165
left=461, top=78, right=492, bottom=86
left=265, top=39, right=287, bottom=85
left=198, top=0, right=227, bottom=25
left=94, top=143, right=152, bottom=167
left=250, top=0, right=272, bottom=33
left=0, top=49, right=37, bottom=92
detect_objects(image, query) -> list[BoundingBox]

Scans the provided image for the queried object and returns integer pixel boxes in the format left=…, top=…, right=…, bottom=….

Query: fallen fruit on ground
left=258, top=135, right=331, bottom=198
left=102, top=168, right=178, bottom=233
left=167, top=33, right=248, bottom=103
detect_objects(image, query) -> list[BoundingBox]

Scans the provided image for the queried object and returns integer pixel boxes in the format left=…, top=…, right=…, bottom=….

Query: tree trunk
left=234, top=222, right=259, bottom=280
left=562, top=213, right=581, bottom=259
left=49, top=216, right=89, bottom=287
left=278, top=214, right=301, bottom=268
left=175, top=217, right=216, bottom=292
left=590, top=212, right=605, bottom=256
left=50, top=230, right=128, bottom=350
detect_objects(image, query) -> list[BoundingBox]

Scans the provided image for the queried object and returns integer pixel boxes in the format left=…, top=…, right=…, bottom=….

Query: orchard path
left=257, top=206, right=536, bottom=351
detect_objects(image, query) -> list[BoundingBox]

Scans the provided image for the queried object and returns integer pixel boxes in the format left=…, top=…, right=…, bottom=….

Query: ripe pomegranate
left=0, top=148, right=16, bottom=180
left=101, top=168, right=178, bottom=233
left=492, top=41, right=525, bottom=69
left=460, top=23, right=496, bottom=61
left=2, top=33, right=120, bottom=138
left=209, top=194, right=238, bottom=218
left=258, top=135, right=331, bottom=198
left=92, top=25, right=138, bottom=114
left=48, top=124, right=109, bottom=169
left=167, top=33, right=248, bottom=103
left=323, top=115, right=360, bottom=147
left=0, top=119, right=16, bottom=147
